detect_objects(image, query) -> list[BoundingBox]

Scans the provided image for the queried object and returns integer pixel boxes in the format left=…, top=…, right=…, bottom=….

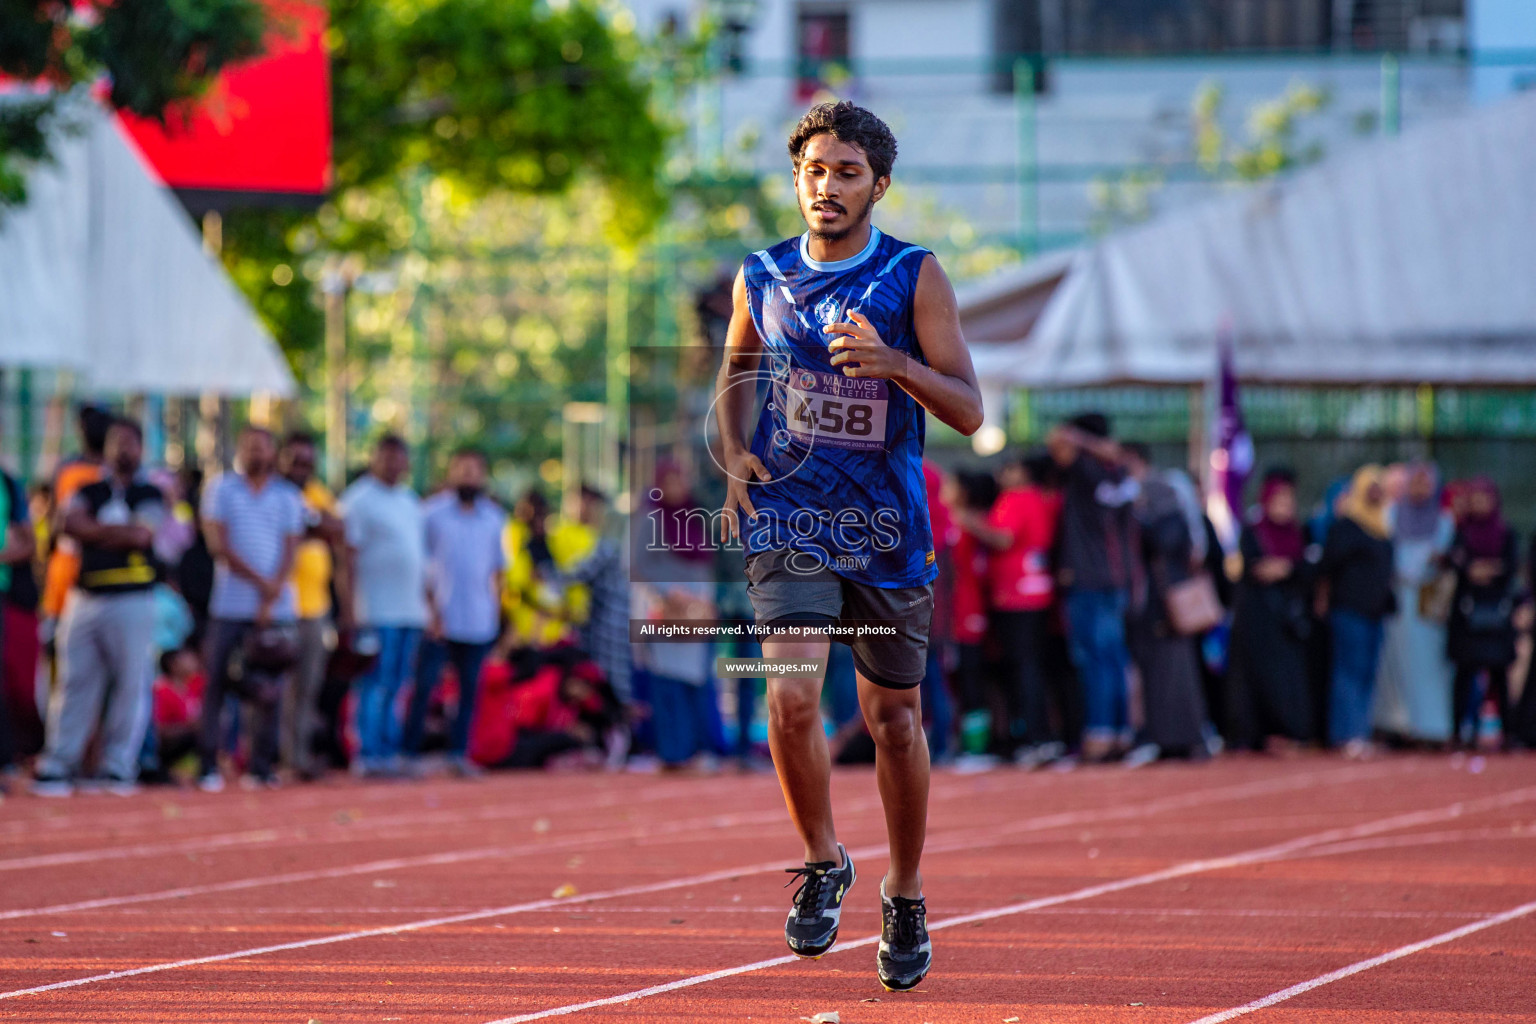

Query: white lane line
left=0, top=775, right=771, bottom=871
left=0, top=805, right=806, bottom=923
left=95, top=905, right=1502, bottom=920
left=0, top=764, right=1372, bottom=923
left=0, top=766, right=1384, bottom=997
left=1184, top=897, right=1536, bottom=1023
left=1275, top=824, right=1536, bottom=861
left=479, top=785, right=1536, bottom=1024
left=0, top=856, right=800, bottom=1001
left=0, top=759, right=1053, bottom=870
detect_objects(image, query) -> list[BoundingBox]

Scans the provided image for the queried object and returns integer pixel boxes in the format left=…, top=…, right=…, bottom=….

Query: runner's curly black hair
left=787, top=101, right=898, bottom=180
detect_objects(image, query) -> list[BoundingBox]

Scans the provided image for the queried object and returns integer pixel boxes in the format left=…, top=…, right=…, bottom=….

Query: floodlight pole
left=1014, top=57, right=1038, bottom=258
left=322, top=257, right=356, bottom=492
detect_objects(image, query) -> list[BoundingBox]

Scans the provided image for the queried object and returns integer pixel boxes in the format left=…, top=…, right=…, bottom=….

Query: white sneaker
left=1122, top=743, right=1162, bottom=769
left=952, top=752, right=1000, bottom=774
left=103, top=777, right=140, bottom=798
left=30, top=776, right=74, bottom=798
left=197, top=772, right=226, bottom=794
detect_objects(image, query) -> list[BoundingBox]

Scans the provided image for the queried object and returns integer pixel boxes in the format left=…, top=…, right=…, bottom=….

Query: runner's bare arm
left=714, top=267, right=772, bottom=543
left=825, top=254, right=983, bottom=436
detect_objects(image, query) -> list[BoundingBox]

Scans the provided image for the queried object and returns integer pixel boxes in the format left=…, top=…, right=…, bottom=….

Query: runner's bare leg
left=764, top=634, right=841, bottom=866
left=857, top=671, right=928, bottom=898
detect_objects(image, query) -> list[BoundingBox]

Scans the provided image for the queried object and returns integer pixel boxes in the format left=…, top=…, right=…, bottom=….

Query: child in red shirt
left=956, top=454, right=1065, bottom=764
left=944, top=471, right=1000, bottom=746
left=151, top=648, right=205, bottom=775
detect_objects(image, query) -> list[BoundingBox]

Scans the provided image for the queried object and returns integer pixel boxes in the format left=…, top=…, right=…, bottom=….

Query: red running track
left=1, top=753, right=1533, bottom=1023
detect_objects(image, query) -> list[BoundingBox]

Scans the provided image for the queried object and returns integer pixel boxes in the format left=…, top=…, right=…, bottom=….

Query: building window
left=796, top=8, right=850, bottom=100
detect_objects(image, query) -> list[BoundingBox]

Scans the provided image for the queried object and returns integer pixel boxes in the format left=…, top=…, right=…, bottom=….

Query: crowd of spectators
left=912, top=413, right=1536, bottom=769
left=6, top=402, right=1535, bottom=798
left=7, top=407, right=630, bottom=796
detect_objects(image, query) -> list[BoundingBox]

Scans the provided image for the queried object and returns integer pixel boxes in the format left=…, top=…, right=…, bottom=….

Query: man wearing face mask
left=33, top=419, right=163, bottom=797
left=403, top=447, right=507, bottom=776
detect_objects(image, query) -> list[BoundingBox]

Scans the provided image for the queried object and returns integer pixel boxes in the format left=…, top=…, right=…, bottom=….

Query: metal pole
left=198, top=211, right=228, bottom=474
left=1014, top=57, right=1038, bottom=258
left=1380, top=53, right=1401, bottom=136
left=408, top=174, right=431, bottom=493
left=322, top=258, right=352, bottom=493
left=606, top=257, right=630, bottom=500
left=17, top=369, right=33, bottom=481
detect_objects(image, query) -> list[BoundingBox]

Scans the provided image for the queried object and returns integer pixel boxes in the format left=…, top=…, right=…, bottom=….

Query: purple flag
left=1208, top=338, right=1253, bottom=548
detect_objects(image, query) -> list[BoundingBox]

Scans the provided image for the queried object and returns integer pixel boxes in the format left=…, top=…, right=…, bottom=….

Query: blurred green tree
left=222, top=0, right=673, bottom=363
left=0, top=0, right=266, bottom=210
left=1090, top=78, right=1332, bottom=234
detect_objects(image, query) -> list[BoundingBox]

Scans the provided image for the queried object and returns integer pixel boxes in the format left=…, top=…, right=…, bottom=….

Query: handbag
left=1418, top=570, right=1457, bottom=623
left=229, top=624, right=299, bottom=706
left=243, top=623, right=299, bottom=674
left=1164, top=571, right=1224, bottom=637
left=1461, top=595, right=1513, bottom=635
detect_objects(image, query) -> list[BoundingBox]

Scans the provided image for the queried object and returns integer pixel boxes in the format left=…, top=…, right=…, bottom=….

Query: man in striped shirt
left=197, top=426, right=305, bottom=792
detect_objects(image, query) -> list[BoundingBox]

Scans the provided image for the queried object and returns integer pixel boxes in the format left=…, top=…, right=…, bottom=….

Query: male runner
left=713, top=101, right=982, bottom=991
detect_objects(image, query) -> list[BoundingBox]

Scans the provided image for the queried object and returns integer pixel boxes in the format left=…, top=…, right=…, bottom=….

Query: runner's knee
left=767, top=682, right=821, bottom=733
left=867, top=701, right=920, bottom=753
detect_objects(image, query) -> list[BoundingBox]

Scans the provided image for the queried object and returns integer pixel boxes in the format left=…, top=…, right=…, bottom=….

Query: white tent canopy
left=0, top=98, right=295, bottom=396
left=965, top=90, right=1536, bottom=388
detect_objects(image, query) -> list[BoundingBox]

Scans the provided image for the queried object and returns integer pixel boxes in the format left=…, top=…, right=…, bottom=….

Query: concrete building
left=624, top=0, right=1529, bottom=262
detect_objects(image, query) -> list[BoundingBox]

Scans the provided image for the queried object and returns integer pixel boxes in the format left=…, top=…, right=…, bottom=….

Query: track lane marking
left=0, top=757, right=1107, bottom=869
left=0, top=773, right=789, bottom=870
left=1184, top=897, right=1536, bottom=1023
left=0, top=769, right=1502, bottom=1006
left=0, top=805, right=816, bottom=923
left=0, top=766, right=1390, bottom=996
left=0, top=764, right=1386, bottom=923
left=477, top=784, right=1536, bottom=1023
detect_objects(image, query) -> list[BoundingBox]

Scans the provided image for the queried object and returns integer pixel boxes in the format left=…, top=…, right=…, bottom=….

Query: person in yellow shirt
left=278, top=433, right=350, bottom=780
left=40, top=406, right=111, bottom=630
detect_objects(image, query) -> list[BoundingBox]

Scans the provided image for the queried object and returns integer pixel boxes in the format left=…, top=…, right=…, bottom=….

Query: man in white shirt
left=404, top=448, right=506, bottom=776
left=340, top=435, right=427, bottom=777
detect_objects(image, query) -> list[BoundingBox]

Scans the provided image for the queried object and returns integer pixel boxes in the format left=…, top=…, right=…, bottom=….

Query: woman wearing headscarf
left=1318, top=466, right=1395, bottom=758
left=1445, top=477, right=1519, bottom=749
left=1372, top=463, right=1455, bottom=746
left=1226, top=470, right=1314, bottom=752
left=1123, top=445, right=1208, bottom=761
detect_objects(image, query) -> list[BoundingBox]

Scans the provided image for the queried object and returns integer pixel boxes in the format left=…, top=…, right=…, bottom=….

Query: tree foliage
left=221, top=0, right=675, bottom=362
left=1194, top=79, right=1330, bottom=181
left=0, top=0, right=266, bottom=209
left=1090, top=78, right=1332, bottom=234
left=327, top=0, right=668, bottom=235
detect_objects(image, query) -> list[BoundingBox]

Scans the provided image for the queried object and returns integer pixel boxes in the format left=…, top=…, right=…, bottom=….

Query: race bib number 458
left=779, top=369, right=889, bottom=451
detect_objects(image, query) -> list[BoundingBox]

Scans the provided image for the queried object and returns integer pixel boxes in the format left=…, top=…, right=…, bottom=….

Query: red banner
left=116, top=0, right=331, bottom=202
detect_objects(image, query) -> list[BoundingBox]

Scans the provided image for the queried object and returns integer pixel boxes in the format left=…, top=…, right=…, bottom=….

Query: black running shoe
left=877, top=880, right=932, bottom=991
left=783, top=843, right=855, bottom=958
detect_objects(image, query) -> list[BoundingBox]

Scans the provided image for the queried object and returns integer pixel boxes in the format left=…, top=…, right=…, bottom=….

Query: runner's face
left=794, top=134, right=887, bottom=241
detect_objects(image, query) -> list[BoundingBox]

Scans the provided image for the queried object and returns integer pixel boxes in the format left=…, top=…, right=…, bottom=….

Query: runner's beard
left=805, top=192, right=876, bottom=243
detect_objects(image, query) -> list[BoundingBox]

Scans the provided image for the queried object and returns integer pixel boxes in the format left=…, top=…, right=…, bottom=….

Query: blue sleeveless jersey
left=741, top=228, right=937, bottom=588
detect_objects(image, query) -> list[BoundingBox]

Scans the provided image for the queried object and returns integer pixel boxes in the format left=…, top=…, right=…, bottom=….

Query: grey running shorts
left=744, top=548, right=933, bottom=689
